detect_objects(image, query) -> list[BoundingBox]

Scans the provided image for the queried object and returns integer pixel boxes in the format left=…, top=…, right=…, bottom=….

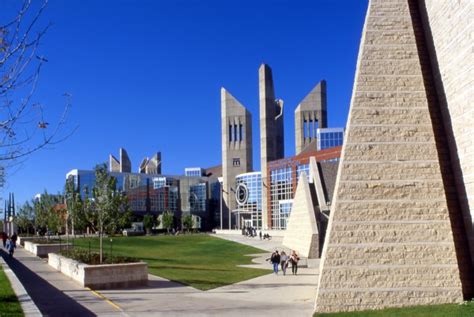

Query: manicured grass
left=0, top=264, right=23, bottom=317
left=72, top=234, right=271, bottom=290
left=316, top=301, right=474, bottom=317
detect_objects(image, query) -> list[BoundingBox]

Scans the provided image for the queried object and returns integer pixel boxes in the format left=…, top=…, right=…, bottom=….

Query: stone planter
left=18, top=236, right=39, bottom=246
left=24, top=241, right=73, bottom=258
left=48, top=253, right=148, bottom=289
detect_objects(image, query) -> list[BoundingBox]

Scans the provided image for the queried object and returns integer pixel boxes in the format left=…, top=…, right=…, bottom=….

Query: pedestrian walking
left=259, top=231, right=262, bottom=240
left=1, top=232, right=6, bottom=248
left=290, top=250, right=300, bottom=275
left=267, top=250, right=280, bottom=274
left=6, top=238, right=15, bottom=257
left=11, top=232, right=18, bottom=248
left=280, top=251, right=289, bottom=275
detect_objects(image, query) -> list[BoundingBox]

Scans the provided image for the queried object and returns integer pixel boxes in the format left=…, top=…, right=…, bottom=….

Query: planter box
left=18, top=236, right=38, bottom=246
left=24, top=241, right=73, bottom=258
left=48, top=253, right=148, bottom=289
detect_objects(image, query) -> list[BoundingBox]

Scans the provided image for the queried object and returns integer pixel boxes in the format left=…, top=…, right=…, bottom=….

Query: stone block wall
left=314, top=0, right=470, bottom=313
left=420, top=0, right=474, bottom=264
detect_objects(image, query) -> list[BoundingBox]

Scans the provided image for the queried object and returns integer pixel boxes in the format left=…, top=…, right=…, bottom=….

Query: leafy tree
left=33, top=191, right=63, bottom=236
left=65, top=177, right=86, bottom=235
left=182, top=214, right=194, bottom=233
left=15, top=201, right=35, bottom=234
left=143, top=214, right=154, bottom=235
left=47, top=204, right=66, bottom=235
left=162, top=211, right=174, bottom=234
left=91, top=164, right=130, bottom=263
left=82, top=185, right=97, bottom=233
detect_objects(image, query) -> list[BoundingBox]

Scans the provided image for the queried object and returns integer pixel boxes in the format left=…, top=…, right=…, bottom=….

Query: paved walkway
left=100, top=234, right=319, bottom=316
left=2, top=235, right=318, bottom=317
left=0, top=247, right=120, bottom=316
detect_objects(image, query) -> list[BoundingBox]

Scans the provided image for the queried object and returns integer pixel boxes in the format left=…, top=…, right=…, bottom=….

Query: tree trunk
left=99, top=227, right=103, bottom=264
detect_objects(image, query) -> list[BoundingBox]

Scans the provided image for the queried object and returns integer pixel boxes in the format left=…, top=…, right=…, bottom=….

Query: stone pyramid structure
left=314, top=0, right=473, bottom=313
left=283, top=172, right=319, bottom=258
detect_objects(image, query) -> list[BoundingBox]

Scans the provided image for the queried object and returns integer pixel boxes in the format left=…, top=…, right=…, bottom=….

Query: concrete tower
left=295, top=80, right=328, bottom=154
left=221, top=88, right=253, bottom=229
left=119, top=148, right=131, bottom=173
left=109, top=148, right=132, bottom=173
left=259, top=64, right=284, bottom=229
left=139, top=152, right=162, bottom=174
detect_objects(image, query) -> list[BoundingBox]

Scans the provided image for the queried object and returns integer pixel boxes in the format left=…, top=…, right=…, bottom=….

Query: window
left=303, top=120, right=308, bottom=138
left=239, top=124, right=243, bottom=141
left=234, top=125, right=238, bottom=142
left=233, top=158, right=240, bottom=166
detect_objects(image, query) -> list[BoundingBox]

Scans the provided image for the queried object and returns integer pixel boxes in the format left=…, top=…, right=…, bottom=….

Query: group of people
left=268, top=250, right=300, bottom=275
left=241, top=227, right=272, bottom=240
left=242, top=226, right=257, bottom=237
left=1, top=232, right=17, bottom=257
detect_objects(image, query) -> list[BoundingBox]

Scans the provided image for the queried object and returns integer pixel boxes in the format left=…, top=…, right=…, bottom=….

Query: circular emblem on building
left=235, top=183, right=249, bottom=206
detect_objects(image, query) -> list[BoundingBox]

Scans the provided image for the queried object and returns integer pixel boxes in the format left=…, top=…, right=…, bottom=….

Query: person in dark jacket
left=1, top=232, right=6, bottom=248
left=11, top=232, right=18, bottom=247
left=270, top=250, right=280, bottom=274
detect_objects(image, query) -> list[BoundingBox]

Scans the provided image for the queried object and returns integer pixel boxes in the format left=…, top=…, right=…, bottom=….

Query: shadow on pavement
left=1, top=249, right=95, bottom=317
left=146, top=279, right=189, bottom=289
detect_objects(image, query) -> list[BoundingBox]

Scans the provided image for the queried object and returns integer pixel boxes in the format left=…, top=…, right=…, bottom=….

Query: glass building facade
left=270, top=166, right=294, bottom=229
left=234, top=172, right=262, bottom=229
left=267, top=146, right=342, bottom=230
left=66, top=170, right=220, bottom=230
left=189, top=182, right=207, bottom=212
left=184, top=167, right=204, bottom=177
left=316, top=128, right=344, bottom=151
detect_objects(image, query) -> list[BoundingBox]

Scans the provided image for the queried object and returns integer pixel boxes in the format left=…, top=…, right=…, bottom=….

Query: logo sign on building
left=235, top=183, right=249, bottom=206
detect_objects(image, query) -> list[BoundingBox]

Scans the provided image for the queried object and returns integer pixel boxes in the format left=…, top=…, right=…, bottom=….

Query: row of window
left=228, top=123, right=244, bottom=142
left=190, top=183, right=207, bottom=212
left=317, top=131, right=344, bottom=150
left=303, top=119, right=319, bottom=139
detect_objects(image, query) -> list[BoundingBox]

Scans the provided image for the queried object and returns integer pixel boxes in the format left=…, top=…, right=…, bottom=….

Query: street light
left=229, top=187, right=235, bottom=230
left=220, top=186, right=223, bottom=230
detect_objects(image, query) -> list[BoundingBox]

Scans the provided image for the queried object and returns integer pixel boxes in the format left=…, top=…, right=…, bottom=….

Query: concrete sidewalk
left=0, top=247, right=122, bottom=317
left=100, top=265, right=318, bottom=317
left=212, top=232, right=285, bottom=252
left=98, top=234, right=319, bottom=316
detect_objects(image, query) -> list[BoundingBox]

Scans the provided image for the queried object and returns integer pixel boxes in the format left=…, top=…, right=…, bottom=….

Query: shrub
left=59, top=248, right=138, bottom=265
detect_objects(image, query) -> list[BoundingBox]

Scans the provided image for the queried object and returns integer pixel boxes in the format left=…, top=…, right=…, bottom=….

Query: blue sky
left=2, top=0, right=367, bottom=206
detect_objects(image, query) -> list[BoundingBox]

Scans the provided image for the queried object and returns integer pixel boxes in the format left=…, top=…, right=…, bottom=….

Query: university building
left=66, top=149, right=221, bottom=230
left=221, top=64, right=344, bottom=230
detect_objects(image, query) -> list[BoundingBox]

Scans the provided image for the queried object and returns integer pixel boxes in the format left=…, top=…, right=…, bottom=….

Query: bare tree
left=0, top=0, right=75, bottom=165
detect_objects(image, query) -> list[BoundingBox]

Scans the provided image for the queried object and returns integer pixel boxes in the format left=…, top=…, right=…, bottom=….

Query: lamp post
left=219, top=186, right=223, bottom=230
left=229, top=187, right=235, bottom=230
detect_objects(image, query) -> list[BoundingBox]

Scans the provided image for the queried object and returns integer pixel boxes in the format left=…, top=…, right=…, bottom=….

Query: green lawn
left=316, top=301, right=474, bottom=317
left=72, top=234, right=271, bottom=290
left=0, top=264, right=23, bottom=317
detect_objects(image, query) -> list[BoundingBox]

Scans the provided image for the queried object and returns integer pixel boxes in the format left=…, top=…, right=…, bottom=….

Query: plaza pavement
left=2, top=234, right=318, bottom=317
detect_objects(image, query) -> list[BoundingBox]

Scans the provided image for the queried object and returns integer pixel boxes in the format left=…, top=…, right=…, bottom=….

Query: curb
left=0, top=253, right=42, bottom=317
